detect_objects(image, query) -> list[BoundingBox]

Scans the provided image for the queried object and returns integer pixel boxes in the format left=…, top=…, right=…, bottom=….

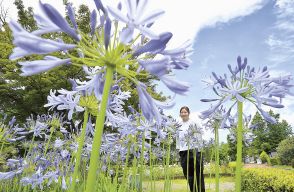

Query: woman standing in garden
left=177, top=106, right=205, bottom=192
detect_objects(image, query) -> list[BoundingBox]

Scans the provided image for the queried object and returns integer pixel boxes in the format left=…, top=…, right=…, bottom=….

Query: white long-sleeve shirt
left=176, top=119, right=203, bottom=151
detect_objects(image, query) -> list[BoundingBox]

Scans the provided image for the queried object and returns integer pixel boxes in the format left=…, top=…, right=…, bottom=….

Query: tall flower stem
left=139, top=132, right=146, bottom=192
left=164, top=133, right=172, bottom=192
left=86, top=66, right=114, bottom=192
left=186, top=145, right=190, bottom=192
left=70, top=108, right=89, bottom=192
left=44, top=125, right=55, bottom=156
left=235, top=101, right=243, bottom=192
left=214, top=124, right=220, bottom=192
left=149, top=139, right=155, bottom=192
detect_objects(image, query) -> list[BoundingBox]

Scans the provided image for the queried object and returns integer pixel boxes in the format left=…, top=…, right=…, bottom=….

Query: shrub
left=292, top=159, right=294, bottom=169
left=260, top=151, right=271, bottom=165
left=277, top=137, right=294, bottom=165
left=270, top=157, right=281, bottom=166
left=241, top=167, right=294, bottom=191
left=227, top=161, right=243, bottom=176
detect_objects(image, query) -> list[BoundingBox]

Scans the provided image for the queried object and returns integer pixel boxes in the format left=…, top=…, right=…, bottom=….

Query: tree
left=13, top=0, right=36, bottom=31
left=202, top=138, right=214, bottom=163
left=227, top=127, right=248, bottom=161
left=219, top=142, right=230, bottom=165
left=0, top=1, right=86, bottom=121
left=250, top=111, right=292, bottom=155
left=277, top=136, right=294, bottom=165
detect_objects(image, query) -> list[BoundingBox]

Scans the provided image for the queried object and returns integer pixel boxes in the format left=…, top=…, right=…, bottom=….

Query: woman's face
left=180, top=108, right=189, bottom=122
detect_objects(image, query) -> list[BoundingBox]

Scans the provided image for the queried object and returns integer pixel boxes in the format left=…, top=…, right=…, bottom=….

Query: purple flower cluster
left=200, top=56, right=293, bottom=124
left=8, top=0, right=192, bottom=124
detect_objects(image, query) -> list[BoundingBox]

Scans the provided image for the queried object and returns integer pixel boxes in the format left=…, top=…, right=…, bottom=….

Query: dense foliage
left=242, top=167, right=294, bottom=191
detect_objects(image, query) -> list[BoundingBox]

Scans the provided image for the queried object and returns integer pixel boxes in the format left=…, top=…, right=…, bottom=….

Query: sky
left=3, top=0, right=294, bottom=142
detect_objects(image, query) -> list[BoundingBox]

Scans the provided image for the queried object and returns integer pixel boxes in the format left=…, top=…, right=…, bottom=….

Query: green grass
left=143, top=176, right=234, bottom=192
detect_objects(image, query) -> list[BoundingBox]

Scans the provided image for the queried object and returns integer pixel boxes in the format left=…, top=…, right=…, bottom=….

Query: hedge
left=241, top=167, right=294, bottom=191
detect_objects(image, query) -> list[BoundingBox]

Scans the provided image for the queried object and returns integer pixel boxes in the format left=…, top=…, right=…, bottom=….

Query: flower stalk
left=70, top=108, right=89, bottom=192
left=214, top=124, right=220, bottom=192
left=235, top=101, right=243, bottom=192
left=86, top=66, right=114, bottom=192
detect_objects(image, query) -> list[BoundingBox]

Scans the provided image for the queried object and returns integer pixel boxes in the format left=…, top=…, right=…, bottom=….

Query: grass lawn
left=143, top=176, right=234, bottom=192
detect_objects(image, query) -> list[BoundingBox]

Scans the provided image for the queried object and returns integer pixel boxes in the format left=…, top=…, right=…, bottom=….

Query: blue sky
left=161, top=0, right=294, bottom=142
left=4, top=0, right=294, bottom=142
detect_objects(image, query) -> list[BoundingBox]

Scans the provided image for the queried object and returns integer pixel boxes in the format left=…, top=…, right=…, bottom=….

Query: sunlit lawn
left=143, top=176, right=234, bottom=192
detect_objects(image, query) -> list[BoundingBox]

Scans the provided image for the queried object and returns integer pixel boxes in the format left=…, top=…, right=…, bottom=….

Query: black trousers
left=179, top=149, right=205, bottom=192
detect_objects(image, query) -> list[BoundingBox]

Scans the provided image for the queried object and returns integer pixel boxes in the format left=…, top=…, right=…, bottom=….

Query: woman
left=177, top=106, right=205, bottom=192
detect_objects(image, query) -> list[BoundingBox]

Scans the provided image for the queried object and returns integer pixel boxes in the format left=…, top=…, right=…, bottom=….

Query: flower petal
left=137, top=25, right=159, bottom=39
left=120, top=27, right=134, bottom=44
left=257, top=107, right=277, bottom=124
left=107, top=6, right=129, bottom=23
left=40, top=2, right=80, bottom=41
left=133, top=32, right=172, bottom=56
left=104, top=17, right=112, bottom=49
left=94, top=0, right=107, bottom=14
left=90, top=10, right=97, bottom=35
left=138, top=57, right=169, bottom=76
left=18, top=56, right=71, bottom=76
left=160, top=76, right=189, bottom=95
left=66, top=3, right=78, bottom=29
left=138, top=9, right=165, bottom=25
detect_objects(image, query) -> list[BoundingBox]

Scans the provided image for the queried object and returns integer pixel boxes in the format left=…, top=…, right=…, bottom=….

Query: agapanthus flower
left=29, top=121, right=48, bottom=138
left=181, top=124, right=204, bottom=150
left=200, top=56, right=293, bottom=124
left=0, top=168, right=23, bottom=180
left=202, top=105, right=232, bottom=131
left=107, top=0, right=164, bottom=40
left=54, top=138, right=65, bottom=148
left=20, top=168, right=44, bottom=190
left=44, top=89, right=84, bottom=120
left=43, top=171, right=59, bottom=186
left=9, top=0, right=191, bottom=124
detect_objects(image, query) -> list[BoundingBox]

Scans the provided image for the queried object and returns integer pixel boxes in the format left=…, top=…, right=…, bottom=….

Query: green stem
left=235, top=101, right=243, bottom=192
left=139, top=132, right=146, bottom=192
left=85, top=66, right=114, bottom=192
left=120, top=139, right=131, bottom=191
left=26, top=134, right=35, bottom=158
left=209, top=147, right=214, bottom=190
left=186, top=145, right=190, bottom=192
left=70, top=109, right=89, bottom=192
left=113, top=154, right=120, bottom=190
left=164, top=134, right=171, bottom=192
left=215, top=125, right=220, bottom=192
left=193, top=151, right=197, bottom=192
left=149, top=139, right=155, bottom=192
left=44, top=126, right=55, bottom=156
left=0, top=141, right=5, bottom=154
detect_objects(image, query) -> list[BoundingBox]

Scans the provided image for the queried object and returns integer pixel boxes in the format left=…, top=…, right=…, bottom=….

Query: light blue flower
left=107, top=0, right=164, bottom=40
left=160, top=75, right=190, bottom=95
left=18, top=56, right=71, bottom=76
left=40, top=1, right=80, bottom=41
left=9, top=21, right=76, bottom=60
left=54, top=138, right=65, bottom=148
left=44, top=89, right=84, bottom=120
left=200, top=56, right=293, bottom=124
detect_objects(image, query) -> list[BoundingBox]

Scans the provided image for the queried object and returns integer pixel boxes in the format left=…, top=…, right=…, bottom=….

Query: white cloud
left=266, top=0, right=294, bottom=66
left=5, top=0, right=264, bottom=48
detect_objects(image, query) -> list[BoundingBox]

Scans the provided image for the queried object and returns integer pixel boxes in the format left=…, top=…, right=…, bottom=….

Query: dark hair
left=180, top=106, right=190, bottom=114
